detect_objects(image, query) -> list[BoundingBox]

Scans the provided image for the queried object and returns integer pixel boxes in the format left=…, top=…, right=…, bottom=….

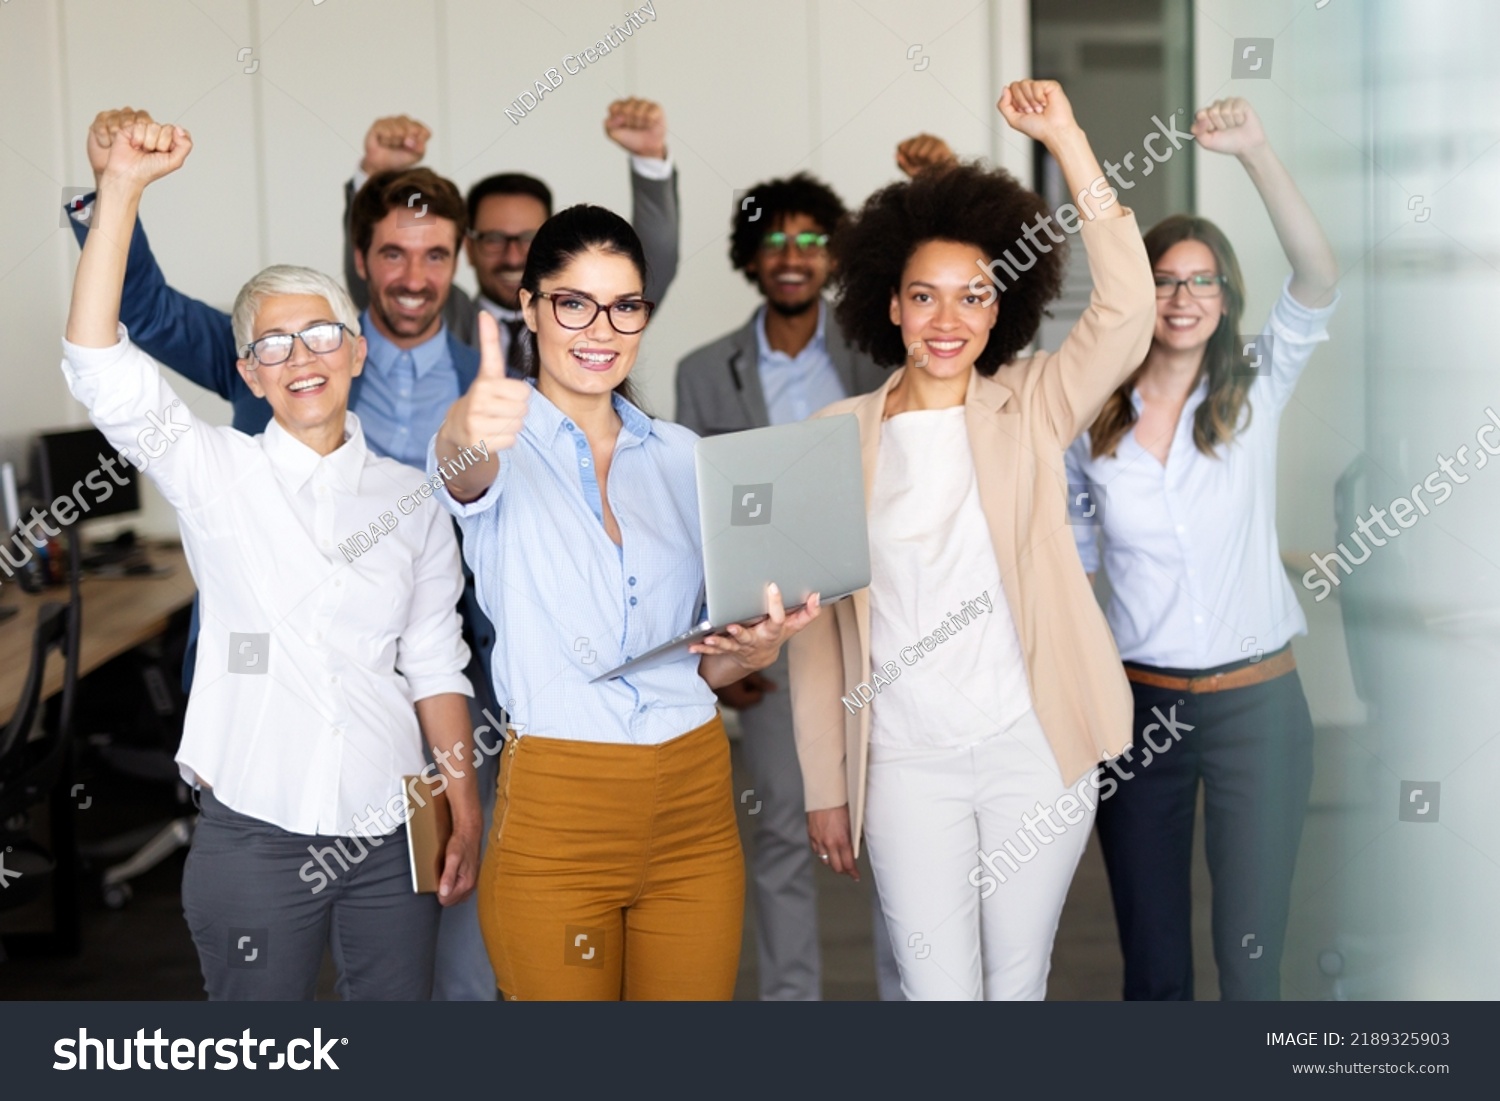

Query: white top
left=61, top=330, right=472, bottom=837
left=867, top=407, right=1032, bottom=748
left=1066, top=278, right=1339, bottom=669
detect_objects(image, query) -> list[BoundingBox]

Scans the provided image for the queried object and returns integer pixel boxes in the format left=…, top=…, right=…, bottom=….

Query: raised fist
left=604, top=98, right=667, bottom=160
left=97, top=119, right=192, bottom=192
left=1192, top=97, right=1267, bottom=157
left=87, top=107, right=158, bottom=185
left=361, top=115, right=431, bottom=176
left=896, top=133, right=957, bottom=178
left=447, top=312, right=531, bottom=456
left=997, top=80, right=1080, bottom=145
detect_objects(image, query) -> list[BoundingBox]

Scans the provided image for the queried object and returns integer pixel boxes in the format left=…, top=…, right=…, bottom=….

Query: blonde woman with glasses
left=61, top=121, right=480, bottom=1000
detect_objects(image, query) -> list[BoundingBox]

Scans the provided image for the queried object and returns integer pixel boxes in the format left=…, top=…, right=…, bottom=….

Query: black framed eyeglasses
left=1153, top=273, right=1225, bottom=299
left=468, top=228, right=538, bottom=254
left=759, top=230, right=830, bottom=254
left=534, top=292, right=655, bottom=334
left=242, top=322, right=349, bottom=366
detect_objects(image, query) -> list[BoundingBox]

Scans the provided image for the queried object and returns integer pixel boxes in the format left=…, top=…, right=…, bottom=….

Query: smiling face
left=466, top=192, right=549, bottom=310
left=236, top=293, right=365, bottom=439
left=1152, top=239, right=1227, bottom=354
left=745, top=211, right=833, bottom=316
left=353, top=210, right=459, bottom=346
left=888, top=238, right=999, bottom=381
left=520, top=247, right=646, bottom=406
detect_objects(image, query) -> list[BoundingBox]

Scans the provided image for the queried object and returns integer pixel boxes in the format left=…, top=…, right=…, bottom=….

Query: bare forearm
left=416, top=692, right=481, bottom=831
left=66, top=181, right=144, bottom=348
left=1239, top=144, right=1339, bottom=307
left=436, top=409, right=500, bottom=503
left=1049, top=127, right=1126, bottom=222
left=700, top=651, right=750, bottom=690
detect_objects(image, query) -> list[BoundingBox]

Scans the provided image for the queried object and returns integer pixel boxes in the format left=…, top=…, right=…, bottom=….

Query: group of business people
left=61, top=76, right=1336, bottom=1002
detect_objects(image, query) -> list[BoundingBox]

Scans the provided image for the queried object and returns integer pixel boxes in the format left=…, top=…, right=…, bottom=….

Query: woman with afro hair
left=788, top=79, right=1156, bottom=1000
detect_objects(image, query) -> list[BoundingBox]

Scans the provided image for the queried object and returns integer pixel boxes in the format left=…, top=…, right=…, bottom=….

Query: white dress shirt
left=868, top=407, right=1032, bottom=747
left=61, top=330, right=472, bottom=837
left=1066, top=278, right=1339, bottom=669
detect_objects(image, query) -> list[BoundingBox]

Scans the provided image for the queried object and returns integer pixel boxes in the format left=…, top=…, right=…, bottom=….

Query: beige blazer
left=787, top=212, right=1156, bottom=856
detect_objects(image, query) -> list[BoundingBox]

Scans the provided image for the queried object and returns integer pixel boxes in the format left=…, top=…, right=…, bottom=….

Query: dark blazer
left=674, top=302, right=889, bottom=436
left=342, top=163, right=683, bottom=344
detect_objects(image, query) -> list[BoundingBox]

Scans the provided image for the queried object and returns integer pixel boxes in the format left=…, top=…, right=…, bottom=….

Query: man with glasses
left=673, top=136, right=954, bottom=1001
left=346, top=100, right=678, bottom=372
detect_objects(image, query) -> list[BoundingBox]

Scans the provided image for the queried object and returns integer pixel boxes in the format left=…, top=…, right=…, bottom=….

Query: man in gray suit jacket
left=676, top=141, right=955, bottom=999
left=345, top=100, right=679, bottom=370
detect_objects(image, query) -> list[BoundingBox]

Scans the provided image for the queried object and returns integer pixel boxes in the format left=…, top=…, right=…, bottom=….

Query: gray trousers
left=182, top=789, right=439, bottom=1000
left=739, top=653, right=904, bottom=1001
left=430, top=737, right=500, bottom=1000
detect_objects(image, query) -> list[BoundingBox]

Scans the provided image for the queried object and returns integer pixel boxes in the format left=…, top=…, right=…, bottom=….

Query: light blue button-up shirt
left=358, top=310, right=460, bottom=468
left=433, top=382, right=718, bottom=744
left=755, top=300, right=847, bottom=426
left=1066, top=278, right=1338, bottom=669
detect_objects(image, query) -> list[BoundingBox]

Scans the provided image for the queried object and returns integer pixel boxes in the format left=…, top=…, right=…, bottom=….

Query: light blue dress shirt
left=433, top=382, right=718, bottom=744
left=1066, top=278, right=1338, bottom=669
left=357, top=310, right=460, bottom=469
left=755, top=300, right=848, bottom=426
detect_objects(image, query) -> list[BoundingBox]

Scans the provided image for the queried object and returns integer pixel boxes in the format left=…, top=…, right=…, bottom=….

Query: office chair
left=0, top=598, right=82, bottom=954
left=76, top=606, right=195, bottom=910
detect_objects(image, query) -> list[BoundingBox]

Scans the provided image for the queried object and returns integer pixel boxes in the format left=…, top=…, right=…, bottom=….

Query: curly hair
left=831, top=161, right=1066, bottom=375
left=729, top=172, right=848, bottom=280
left=1087, top=214, right=1251, bottom=459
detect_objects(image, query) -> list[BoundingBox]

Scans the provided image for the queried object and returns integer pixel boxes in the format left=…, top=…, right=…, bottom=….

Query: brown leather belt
left=1124, top=646, right=1296, bottom=694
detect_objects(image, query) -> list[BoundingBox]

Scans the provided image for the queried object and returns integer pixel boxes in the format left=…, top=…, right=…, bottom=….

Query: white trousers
left=863, top=708, right=1093, bottom=1000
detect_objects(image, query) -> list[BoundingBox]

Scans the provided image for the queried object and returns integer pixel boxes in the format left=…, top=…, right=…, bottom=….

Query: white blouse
left=1066, top=278, right=1338, bottom=669
left=62, top=330, right=472, bottom=837
left=867, top=407, right=1032, bottom=748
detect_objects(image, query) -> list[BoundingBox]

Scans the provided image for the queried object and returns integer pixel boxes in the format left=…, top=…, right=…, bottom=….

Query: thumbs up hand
left=437, top=313, right=530, bottom=501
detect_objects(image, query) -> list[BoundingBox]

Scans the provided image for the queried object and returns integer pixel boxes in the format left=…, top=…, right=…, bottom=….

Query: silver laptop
left=591, top=414, right=870, bottom=682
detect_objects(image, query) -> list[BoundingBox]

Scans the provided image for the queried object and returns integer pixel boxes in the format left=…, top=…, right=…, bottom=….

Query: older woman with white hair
left=61, top=120, right=480, bottom=1000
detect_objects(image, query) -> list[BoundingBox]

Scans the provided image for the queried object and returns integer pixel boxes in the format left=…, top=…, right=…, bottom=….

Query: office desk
left=0, top=544, right=194, bottom=719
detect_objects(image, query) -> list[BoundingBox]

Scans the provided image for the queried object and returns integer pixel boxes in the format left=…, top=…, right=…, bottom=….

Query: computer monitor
left=33, top=427, right=141, bottom=526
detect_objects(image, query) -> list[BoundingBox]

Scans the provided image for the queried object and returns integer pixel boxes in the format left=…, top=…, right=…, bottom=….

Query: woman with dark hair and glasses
left=790, top=80, right=1156, bottom=1000
left=1064, top=97, right=1340, bottom=1000
left=61, top=121, right=480, bottom=1000
left=431, top=204, right=820, bottom=1000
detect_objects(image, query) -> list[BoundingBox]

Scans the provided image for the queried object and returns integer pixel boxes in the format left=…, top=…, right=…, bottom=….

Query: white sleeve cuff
left=61, top=323, right=132, bottom=375
left=407, top=674, right=476, bottom=702
left=1268, top=275, right=1339, bottom=343
left=630, top=154, right=674, bottom=181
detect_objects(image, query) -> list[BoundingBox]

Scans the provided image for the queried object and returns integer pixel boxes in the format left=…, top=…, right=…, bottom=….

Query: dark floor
left=1, top=728, right=1354, bottom=1000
